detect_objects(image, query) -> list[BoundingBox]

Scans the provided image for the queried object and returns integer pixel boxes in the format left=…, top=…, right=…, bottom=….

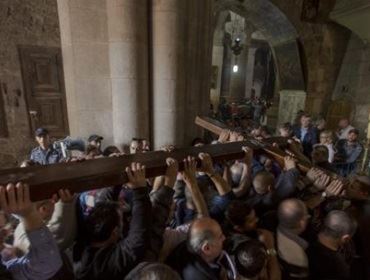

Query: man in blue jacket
left=293, top=113, right=318, bottom=158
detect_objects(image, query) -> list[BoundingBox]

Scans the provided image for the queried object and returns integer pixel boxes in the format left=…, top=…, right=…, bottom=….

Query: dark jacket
left=146, top=186, right=175, bottom=261
left=293, top=126, right=318, bottom=158
left=0, top=260, right=12, bottom=280
left=166, top=241, right=224, bottom=280
left=246, top=168, right=300, bottom=215
left=75, top=188, right=151, bottom=280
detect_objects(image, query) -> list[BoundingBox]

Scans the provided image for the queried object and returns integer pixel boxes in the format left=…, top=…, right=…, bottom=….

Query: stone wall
left=332, top=34, right=370, bottom=135
left=0, top=0, right=61, bottom=169
left=270, top=0, right=351, bottom=117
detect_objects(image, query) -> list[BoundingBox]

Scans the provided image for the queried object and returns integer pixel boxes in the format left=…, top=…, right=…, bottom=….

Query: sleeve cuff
left=131, top=187, right=150, bottom=200
left=26, top=226, right=54, bottom=247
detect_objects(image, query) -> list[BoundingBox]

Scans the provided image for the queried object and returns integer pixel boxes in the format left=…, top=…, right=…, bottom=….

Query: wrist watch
left=321, top=191, right=327, bottom=200
left=266, top=248, right=277, bottom=257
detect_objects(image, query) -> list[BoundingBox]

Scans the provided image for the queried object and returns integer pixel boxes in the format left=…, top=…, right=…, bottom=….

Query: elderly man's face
left=208, top=223, right=225, bottom=260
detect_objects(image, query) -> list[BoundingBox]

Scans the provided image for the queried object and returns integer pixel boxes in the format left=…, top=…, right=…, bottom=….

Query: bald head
left=188, top=218, right=225, bottom=260
left=191, top=217, right=219, bottom=234
left=322, top=210, right=356, bottom=240
left=253, top=171, right=275, bottom=194
left=278, top=199, right=308, bottom=232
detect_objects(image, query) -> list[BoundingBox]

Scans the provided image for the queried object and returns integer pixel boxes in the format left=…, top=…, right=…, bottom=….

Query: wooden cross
left=0, top=116, right=321, bottom=202
left=0, top=139, right=269, bottom=202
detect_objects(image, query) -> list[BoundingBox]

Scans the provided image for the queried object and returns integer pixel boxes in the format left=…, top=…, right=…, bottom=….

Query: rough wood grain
left=0, top=141, right=258, bottom=201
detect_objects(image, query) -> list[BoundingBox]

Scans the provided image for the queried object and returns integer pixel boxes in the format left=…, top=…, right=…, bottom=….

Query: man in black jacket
left=307, top=210, right=356, bottom=280
left=75, top=163, right=152, bottom=280
left=167, top=217, right=234, bottom=280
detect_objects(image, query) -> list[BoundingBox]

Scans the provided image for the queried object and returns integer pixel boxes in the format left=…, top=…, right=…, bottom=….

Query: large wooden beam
left=0, top=141, right=265, bottom=202
left=195, top=116, right=289, bottom=147
left=195, top=116, right=312, bottom=173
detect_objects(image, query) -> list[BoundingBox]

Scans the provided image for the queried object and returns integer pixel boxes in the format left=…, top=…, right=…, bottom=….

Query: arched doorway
left=210, top=0, right=306, bottom=130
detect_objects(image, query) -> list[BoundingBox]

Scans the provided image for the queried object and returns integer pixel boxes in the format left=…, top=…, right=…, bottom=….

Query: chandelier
left=225, top=12, right=246, bottom=56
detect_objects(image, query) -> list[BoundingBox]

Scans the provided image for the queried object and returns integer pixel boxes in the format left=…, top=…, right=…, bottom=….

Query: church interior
left=0, top=0, right=370, bottom=280
left=0, top=0, right=369, bottom=167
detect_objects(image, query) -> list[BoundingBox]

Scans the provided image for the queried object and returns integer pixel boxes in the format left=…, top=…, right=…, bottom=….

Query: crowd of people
left=0, top=112, right=369, bottom=280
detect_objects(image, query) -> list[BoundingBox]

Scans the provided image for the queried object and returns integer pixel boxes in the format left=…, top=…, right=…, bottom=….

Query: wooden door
left=19, top=46, right=69, bottom=137
left=326, top=100, right=352, bottom=130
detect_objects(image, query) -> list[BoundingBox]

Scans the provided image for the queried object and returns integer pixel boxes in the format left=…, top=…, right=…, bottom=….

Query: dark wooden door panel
left=19, top=45, right=69, bottom=138
left=34, top=96, right=66, bottom=135
left=30, top=54, right=61, bottom=93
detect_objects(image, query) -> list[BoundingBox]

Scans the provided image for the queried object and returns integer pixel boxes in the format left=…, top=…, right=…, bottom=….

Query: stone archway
left=212, top=0, right=307, bottom=127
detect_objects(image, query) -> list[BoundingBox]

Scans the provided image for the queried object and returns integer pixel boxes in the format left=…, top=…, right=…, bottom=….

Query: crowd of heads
left=0, top=111, right=369, bottom=280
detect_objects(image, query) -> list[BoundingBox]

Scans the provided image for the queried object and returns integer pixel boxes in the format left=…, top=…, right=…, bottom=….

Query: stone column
left=245, top=47, right=257, bottom=98
left=220, top=43, right=232, bottom=98
left=277, top=90, right=306, bottom=125
left=107, top=0, right=149, bottom=148
left=58, top=0, right=113, bottom=144
left=182, top=0, right=213, bottom=144
left=151, top=0, right=186, bottom=148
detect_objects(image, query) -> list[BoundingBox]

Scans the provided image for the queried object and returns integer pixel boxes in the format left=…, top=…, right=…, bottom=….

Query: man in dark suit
left=293, top=113, right=318, bottom=158
left=167, top=217, right=235, bottom=280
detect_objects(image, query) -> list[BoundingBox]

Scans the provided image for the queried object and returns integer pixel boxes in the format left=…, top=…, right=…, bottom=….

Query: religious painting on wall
left=211, top=66, right=218, bottom=89
left=274, top=41, right=305, bottom=90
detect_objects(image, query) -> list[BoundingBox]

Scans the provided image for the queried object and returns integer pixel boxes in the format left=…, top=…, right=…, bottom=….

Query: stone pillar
left=220, top=43, right=232, bottom=98
left=277, top=90, right=306, bottom=125
left=183, top=0, right=213, bottom=144
left=245, top=47, right=257, bottom=98
left=107, top=0, right=149, bottom=148
left=152, top=0, right=186, bottom=148
left=57, top=0, right=113, bottom=144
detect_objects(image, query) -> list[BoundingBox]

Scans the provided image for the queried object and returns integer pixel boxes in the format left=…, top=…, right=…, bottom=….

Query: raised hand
left=182, top=156, right=197, bottom=186
left=284, top=156, right=296, bottom=171
left=229, top=131, right=240, bottom=142
left=125, top=162, right=146, bottom=188
left=198, top=153, right=215, bottom=176
left=218, top=129, right=230, bottom=143
left=306, top=167, right=323, bottom=182
left=0, top=183, right=34, bottom=218
left=313, top=173, right=330, bottom=191
left=160, top=145, right=175, bottom=153
left=164, top=158, right=178, bottom=188
left=324, top=179, right=345, bottom=198
left=242, top=146, right=253, bottom=165
left=57, top=189, right=74, bottom=203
